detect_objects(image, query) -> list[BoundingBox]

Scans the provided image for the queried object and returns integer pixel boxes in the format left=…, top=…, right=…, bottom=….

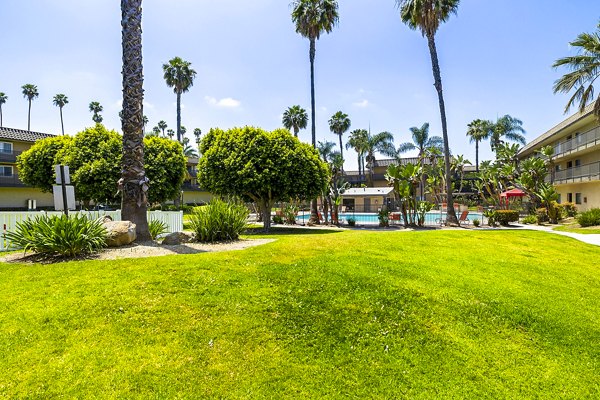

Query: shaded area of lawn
left=0, top=230, right=599, bottom=398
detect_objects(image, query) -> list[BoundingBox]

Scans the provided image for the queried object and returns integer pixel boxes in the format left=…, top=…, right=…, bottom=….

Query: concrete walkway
left=512, top=223, right=600, bottom=247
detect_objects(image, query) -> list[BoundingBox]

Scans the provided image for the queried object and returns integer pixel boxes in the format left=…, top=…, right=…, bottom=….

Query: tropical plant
left=89, top=101, right=103, bottom=123
left=520, top=215, right=537, bottom=225
left=396, top=122, right=443, bottom=198
left=466, top=119, right=491, bottom=172
left=53, top=94, right=69, bottom=135
left=142, top=115, right=149, bottom=131
left=0, top=92, right=7, bottom=127
left=489, top=115, right=526, bottom=153
left=166, top=129, right=175, bottom=139
left=397, top=0, right=460, bottom=225
left=365, top=131, right=395, bottom=185
left=183, top=144, right=198, bottom=157
left=21, top=84, right=39, bottom=131
left=148, top=218, right=168, bottom=240
left=538, top=145, right=556, bottom=184
left=198, top=126, right=329, bottom=231
left=577, top=208, right=600, bottom=227
left=163, top=56, right=197, bottom=142
left=5, top=214, right=107, bottom=257
left=150, top=126, right=161, bottom=136
left=553, top=22, right=600, bottom=120
left=385, top=162, right=422, bottom=227
left=193, top=128, right=202, bottom=145
left=346, top=216, right=356, bottom=226
left=346, top=128, right=369, bottom=183
left=283, top=203, right=300, bottom=225
left=535, top=183, right=560, bottom=224
left=328, top=111, right=351, bottom=169
left=158, top=120, right=168, bottom=137
left=472, top=218, right=481, bottom=227
left=282, top=105, right=308, bottom=138
left=188, top=199, right=249, bottom=242
left=451, top=154, right=471, bottom=194
left=291, top=0, right=339, bottom=224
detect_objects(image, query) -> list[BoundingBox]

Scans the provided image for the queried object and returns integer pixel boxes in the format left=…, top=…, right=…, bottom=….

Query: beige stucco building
left=518, top=103, right=600, bottom=211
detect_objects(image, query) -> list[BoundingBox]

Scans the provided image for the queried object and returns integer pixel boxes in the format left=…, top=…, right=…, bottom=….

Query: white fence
left=0, top=210, right=183, bottom=251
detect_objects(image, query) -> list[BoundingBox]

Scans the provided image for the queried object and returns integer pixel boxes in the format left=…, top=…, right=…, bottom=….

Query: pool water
left=296, top=211, right=483, bottom=225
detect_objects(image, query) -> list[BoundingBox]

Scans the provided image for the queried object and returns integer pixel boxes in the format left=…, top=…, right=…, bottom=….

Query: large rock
left=161, top=231, right=194, bottom=245
left=104, top=220, right=137, bottom=247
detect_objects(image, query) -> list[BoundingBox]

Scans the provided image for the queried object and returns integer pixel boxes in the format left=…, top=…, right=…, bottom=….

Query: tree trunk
left=475, top=139, right=479, bottom=173
left=120, top=0, right=150, bottom=241
left=322, top=195, right=329, bottom=224
left=1, top=105, right=3, bottom=127
left=60, top=107, right=65, bottom=135
left=338, top=134, right=344, bottom=173
left=176, top=91, right=182, bottom=143
left=261, top=198, right=272, bottom=232
left=27, top=99, right=31, bottom=131
left=308, top=37, right=319, bottom=224
left=427, top=34, right=458, bottom=225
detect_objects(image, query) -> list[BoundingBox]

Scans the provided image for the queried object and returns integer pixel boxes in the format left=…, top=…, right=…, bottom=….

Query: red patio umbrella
left=500, top=188, right=526, bottom=208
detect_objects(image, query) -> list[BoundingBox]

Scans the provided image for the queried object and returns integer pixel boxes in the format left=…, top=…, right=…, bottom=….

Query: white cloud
left=353, top=99, right=369, bottom=108
left=205, top=96, right=241, bottom=108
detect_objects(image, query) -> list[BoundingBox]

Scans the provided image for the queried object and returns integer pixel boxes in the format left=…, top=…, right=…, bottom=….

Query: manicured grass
left=554, top=224, right=600, bottom=234
left=1, top=229, right=599, bottom=398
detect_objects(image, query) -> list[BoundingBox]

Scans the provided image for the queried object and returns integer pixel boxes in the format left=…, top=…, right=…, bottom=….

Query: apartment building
left=0, top=127, right=55, bottom=209
left=518, top=103, right=599, bottom=211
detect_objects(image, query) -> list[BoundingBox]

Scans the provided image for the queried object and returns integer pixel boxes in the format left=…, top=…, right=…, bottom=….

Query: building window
left=576, top=193, right=582, bottom=205
left=575, top=159, right=581, bottom=167
left=0, top=142, right=13, bottom=154
left=567, top=161, right=573, bottom=169
left=555, top=165, right=560, bottom=172
left=0, top=165, right=13, bottom=177
left=567, top=193, right=573, bottom=203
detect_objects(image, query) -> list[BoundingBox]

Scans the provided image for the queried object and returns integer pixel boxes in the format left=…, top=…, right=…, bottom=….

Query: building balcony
left=554, top=160, right=600, bottom=184
left=553, top=126, right=600, bottom=159
left=0, top=149, right=22, bottom=163
left=0, top=173, right=26, bottom=187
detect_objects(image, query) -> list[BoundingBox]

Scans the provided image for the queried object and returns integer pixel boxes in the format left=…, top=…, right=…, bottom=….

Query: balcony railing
left=0, top=172, right=26, bottom=187
left=0, top=150, right=22, bottom=163
left=553, top=126, right=600, bottom=157
left=554, top=160, right=600, bottom=183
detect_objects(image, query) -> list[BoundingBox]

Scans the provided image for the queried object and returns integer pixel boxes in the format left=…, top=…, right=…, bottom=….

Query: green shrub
left=283, top=203, right=299, bottom=225
left=483, top=209, right=497, bottom=227
left=561, top=202, right=578, bottom=218
left=188, top=199, right=249, bottom=242
left=521, top=215, right=537, bottom=224
left=576, top=208, right=600, bottom=227
left=272, top=215, right=284, bottom=224
left=536, top=208, right=549, bottom=224
left=5, top=214, right=107, bottom=257
left=378, top=209, right=390, bottom=227
left=148, top=219, right=168, bottom=240
left=347, top=217, right=356, bottom=227
left=494, top=210, right=519, bottom=226
left=472, top=218, right=480, bottom=227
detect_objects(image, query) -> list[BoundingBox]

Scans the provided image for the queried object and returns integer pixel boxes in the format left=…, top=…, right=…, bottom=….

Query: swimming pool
left=296, top=211, right=483, bottom=225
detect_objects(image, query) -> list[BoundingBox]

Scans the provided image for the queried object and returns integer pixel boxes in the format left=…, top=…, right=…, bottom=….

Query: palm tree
left=183, top=144, right=198, bottom=158
left=162, top=56, right=196, bottom=142
left=89, top=101, right=103, bottom=123
left=21, top=84, right=39, bottom=131
left=490, top=115, right=526, bottom=153
left=466, top=119, right=491, bottom=172
left=151, top=126, right=161, bottom=136
left=0, top=92, right=7, bottom=127
left=397, top=0, right=460, bottom=225
left=53, top=94, right=69, bottom=135
left=120, top=0, right=150, bottom=241
left=328, top=111, right=351, bottom=170
left=396, top=122, right=443, bottom=199
left=158, top=120, right=168, bottom=137
left=166, top=129, right=175, bottom=139
left=193, top=128, right=202, bottom=145
left=365, top=131, right=395, bottom=185
left=292, top=0, right=339, bottom=224
left=142, top=115, right=149, bottom=132
left=282, top=105, right=308, bottom=137
left=553, top=22, right=600, bottom=120
left=180, top=125, right=187, bottom=136
left=539, top=145, right=556, bottom=184
left=346, top=128, right=369, bottom=184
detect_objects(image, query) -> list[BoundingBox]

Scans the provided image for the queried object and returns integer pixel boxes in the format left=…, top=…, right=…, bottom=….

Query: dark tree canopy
left=198, top=126, right=329, bottom=230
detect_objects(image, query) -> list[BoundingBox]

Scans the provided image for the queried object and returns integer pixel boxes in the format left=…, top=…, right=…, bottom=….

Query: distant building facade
left=518, top=104, right=600, bottom=211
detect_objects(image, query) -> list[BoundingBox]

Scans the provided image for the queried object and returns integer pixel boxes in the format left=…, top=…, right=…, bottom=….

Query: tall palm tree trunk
left=427, top=34, right=458, bottom=225
left=338, top=135, right=344, bottom=173
left=59, top=107, right=65, bottom=135
left=121, top=0, right=150, bottom=241
left=27, top=100, right=31, bottom=131
left=176, top=91, right=182, bottom=143
left=309, top=37, right=319, bottom=224
left=475, top=139, right=479, bottom=173
left=0, top=106, right=3, bottom=127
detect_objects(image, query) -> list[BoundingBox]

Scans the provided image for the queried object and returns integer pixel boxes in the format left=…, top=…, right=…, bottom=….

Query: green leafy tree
left=198, top=126, right=329, bottom=231
left=328, top=111, right=351, bottom=169
left=21, top=84, right=39, bottom=131
left=16, top=135, right=73, bottom=192
left=282, top=105, right=308, bottom=138
left=89, top=101, right=103, bottom=123
left=0, top=92, right=7, bottom=127
left=466, top=119, right=491, bottom=172
left=163, top=56, right=197, bottom=142
left=143, top=136, right=187, bottom=204
left=291, top=0, right=339, bottom=224
left=53, top=94, right=69, bottom=135
left=553, top=22, right=600, bottom=119
left=397, top=0, right=459, bottom=225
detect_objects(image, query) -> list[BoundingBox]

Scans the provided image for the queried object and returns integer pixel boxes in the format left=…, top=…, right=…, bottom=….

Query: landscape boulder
left=104, top=220, right=137, bottom=247
left=161, top=231, right=194, bottom=245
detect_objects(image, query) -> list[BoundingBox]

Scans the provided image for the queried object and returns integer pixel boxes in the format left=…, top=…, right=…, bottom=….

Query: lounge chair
left=458, top=210, right=470, bottom=226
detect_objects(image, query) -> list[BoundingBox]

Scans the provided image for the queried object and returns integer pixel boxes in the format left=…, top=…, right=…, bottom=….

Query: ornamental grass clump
left=576, top=208, right=600, bottom=227
left=188, top=199, right=249, bottom=242
left=5, top=214, right=107, bottom=257
left=148, top=219, right=168, bottom=240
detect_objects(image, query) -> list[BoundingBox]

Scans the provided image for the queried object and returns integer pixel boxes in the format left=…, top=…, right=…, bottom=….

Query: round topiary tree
left=198, top=126, right=329, bottom=231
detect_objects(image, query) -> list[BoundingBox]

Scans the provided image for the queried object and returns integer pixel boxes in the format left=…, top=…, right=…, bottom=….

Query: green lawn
left=553, top=224, right=600, bottom=234
left=1, top=229, right=599, bottom=398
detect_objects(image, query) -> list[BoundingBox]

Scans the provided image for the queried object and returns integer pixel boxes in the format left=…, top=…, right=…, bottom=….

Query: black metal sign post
left=60, top=165, right=68, bottom=216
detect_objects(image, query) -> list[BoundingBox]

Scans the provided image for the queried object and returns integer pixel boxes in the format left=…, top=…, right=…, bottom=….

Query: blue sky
left=1, top=0, right=598, bottom=169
